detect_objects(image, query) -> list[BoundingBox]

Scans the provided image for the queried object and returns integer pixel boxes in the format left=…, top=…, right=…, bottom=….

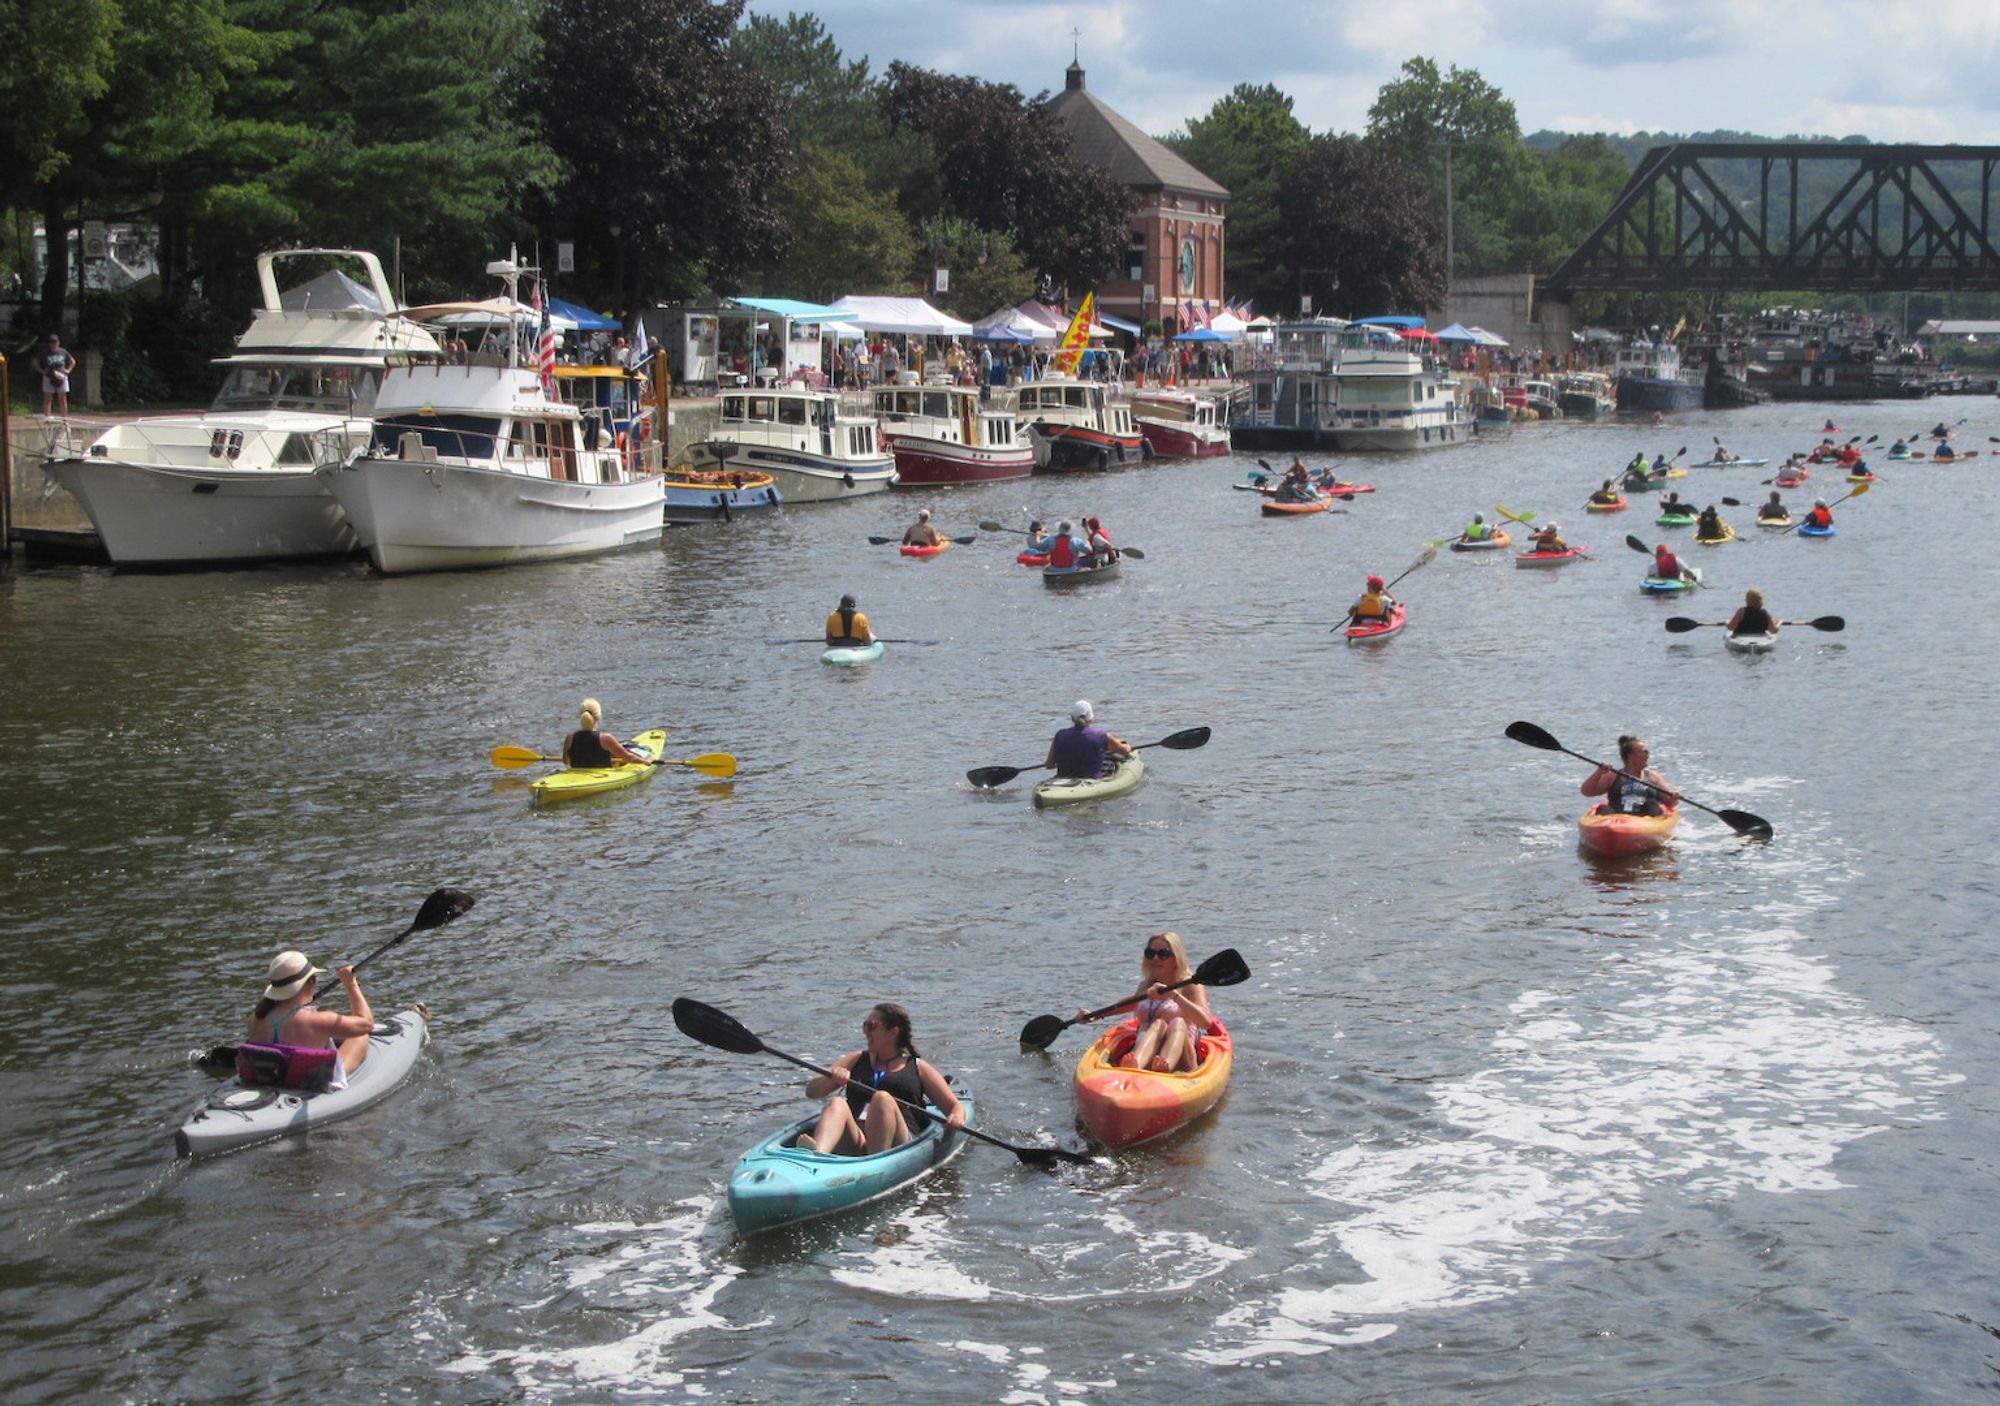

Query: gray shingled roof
left=1046, top=65, right=1229, bottom=200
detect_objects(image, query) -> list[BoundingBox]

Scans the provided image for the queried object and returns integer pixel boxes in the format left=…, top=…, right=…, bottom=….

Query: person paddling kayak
left=1728, top=588, right=1779, bottom=639
left=825, top=593, right=875, bottom=648
left=1045, top=699, right=1133, bottom=779
left=1073, top=931, right=1215, bottom=1073
left=1757, top=491, right=1789, bottom=522
left=1349, top=573, right=1397, bottom=625
left=1084, top=515, right=1119, bottom=564
left=565, top=697, right=662, bottom=768
left=1653, top=542, right=1693, bottom=583
left=245, top=952, right=375, bottom=1088
left=1532, top=522, right=1568, bottom=553
left=793, top=1002, right=967, bottom=1155
left=902, top=508, right=941, bottom=547
left=1804, top=499, right=1834, bottom=530
left=1695, top=504, right=1726, bottom=539
left=1580, top=735, right=1678, bottom=817
left=1458, top=512, right=1495, bottom=543
left=1273, top=465, right=1318, bottom=504
left=1589, top=479, right=1622, bottom=506
left=1659, top=489, right=1690, bottom=516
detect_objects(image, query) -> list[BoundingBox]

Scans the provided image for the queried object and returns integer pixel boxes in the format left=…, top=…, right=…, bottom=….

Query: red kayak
left=1515, top=545, right=1588, bottom=567
left=1016, top=550, right=1050, bottom=567
left=900, top=539, right=951, bottom=559
left=1345, top=603, right=1406, bottom=641
left=1315, top=480, right=1376, bottom=495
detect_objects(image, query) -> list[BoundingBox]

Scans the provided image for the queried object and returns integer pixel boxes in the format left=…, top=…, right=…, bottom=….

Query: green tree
left=1276, top=135, right=1443, bottom=317
left=1161, top=83, right=1306, bottom=312
left=917, top=215, right=1034, bottom=320
left=1366, top=57, right=1521, bottom=275
left=763, top=143, right=917, bottom=301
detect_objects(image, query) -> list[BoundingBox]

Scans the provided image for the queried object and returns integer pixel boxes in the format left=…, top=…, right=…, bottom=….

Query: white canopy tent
left=1207, top=312, right=1247, bottom=337
left=971, top=307, right=1056, bottom=344
left=828, top=295, right=974, bottom=337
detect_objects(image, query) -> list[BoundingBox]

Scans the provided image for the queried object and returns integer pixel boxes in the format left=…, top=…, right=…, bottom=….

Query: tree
left=763, top=144, right=917, bottom=301
left=1366, top=57, right=1520, bottom=276
left=917, top=215, right=1034, bottom=321
left=532, top=0, right=792, bottom=308
left=1161, top=83, right=1306, bottom=312
left=879, top=63, right=1133, bottom=296
left=1276, top=136, right=1443, bottom=317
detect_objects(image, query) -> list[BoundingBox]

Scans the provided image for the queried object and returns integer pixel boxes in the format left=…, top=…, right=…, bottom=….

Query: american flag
left=532, top=279, right=556, bottom=393
left=1197, top=299, right=1213, bottom=329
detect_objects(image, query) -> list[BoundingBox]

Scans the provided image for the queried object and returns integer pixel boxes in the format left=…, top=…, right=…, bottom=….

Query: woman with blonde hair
left=563, top=698, right=661, bottom=769
left=1075, top=931, right=1215, bottom=1073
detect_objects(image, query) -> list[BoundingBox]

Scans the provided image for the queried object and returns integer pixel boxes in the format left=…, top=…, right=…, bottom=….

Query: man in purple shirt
left=1044, top=700, right=1133, bottom=779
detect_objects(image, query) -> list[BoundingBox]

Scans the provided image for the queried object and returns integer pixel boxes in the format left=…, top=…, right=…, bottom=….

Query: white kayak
left=821, top=641, right=885, bottom=666
left=1725, top=632, right=1780, bottom=654
left=175, top=1007, right=430, bottom=1158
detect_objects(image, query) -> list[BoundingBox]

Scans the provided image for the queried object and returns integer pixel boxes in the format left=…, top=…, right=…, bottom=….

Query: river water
left=3, top=398, right=1996, bottom=1403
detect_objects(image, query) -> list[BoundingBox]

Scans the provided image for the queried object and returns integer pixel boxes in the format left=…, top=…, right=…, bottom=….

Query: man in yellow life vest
left=825, top=593, right=874, bottom=647
left=1349, top=573, right=1395, bottom=624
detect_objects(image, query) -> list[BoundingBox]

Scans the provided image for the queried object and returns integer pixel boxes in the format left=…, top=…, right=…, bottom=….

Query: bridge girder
left=1540, top=143, right=2000, bottom=298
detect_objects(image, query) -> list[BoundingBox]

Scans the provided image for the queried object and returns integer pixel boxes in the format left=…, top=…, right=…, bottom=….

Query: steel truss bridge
left=1541, top=143, right=2000, bottom=298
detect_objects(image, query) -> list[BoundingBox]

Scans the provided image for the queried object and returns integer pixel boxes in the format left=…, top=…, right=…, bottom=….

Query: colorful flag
left=1051, top=291, right=1095, bottom=377
left=533, top=279, right=556, bottom=393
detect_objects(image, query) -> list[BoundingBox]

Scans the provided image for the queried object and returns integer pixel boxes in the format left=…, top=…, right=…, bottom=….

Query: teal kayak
left=727, top=1090, right=974, bottom=1235
left=1641, top=566, right=1701, bottom=594
left=821, top=640, right=885, bottom=666
left=1656, top=511, right=1695, bottom=527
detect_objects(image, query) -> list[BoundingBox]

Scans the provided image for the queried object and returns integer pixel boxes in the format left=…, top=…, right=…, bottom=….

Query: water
left=3, top=400, right=1996, bottom=1403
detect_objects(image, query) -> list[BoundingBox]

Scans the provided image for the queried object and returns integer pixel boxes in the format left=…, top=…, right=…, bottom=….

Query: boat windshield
left=370, top=414, right=502, bottom=461
left=210, top=364, right=380, bottom=414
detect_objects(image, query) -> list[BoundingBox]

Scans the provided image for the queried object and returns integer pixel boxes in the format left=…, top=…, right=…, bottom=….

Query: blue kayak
left=1641, top=567, right=1701, bottom=593
left=1797, top=522, right=1836, bottom=538
left=727, top=1090, right=975, bottom=1235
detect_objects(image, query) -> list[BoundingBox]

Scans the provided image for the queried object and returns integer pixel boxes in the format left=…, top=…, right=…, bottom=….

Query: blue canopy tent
left=548, top=297, right=620, bottom=332
left=1434, top=322, right=1482, bottom=344
left=973, top=325, right=1035, bottom=343
left=1172, top=326, right=1232, bottom=342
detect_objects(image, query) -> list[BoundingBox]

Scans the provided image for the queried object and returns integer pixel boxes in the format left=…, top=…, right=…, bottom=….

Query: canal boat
left=1129, top=389, right=1231, bottom=458
left=684, top=387, right=897, bottom=502
left=1016, top=377, right=1145, bottom=470
left=42, top=248, right=441, bottom=567
left=873, top=383, right=1034, bottom=484
left=317, top=255, right=664, bottom=573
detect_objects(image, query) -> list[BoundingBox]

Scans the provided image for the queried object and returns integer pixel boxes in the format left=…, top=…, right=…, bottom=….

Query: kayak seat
left=235, top=1042, right=339, bottom=1093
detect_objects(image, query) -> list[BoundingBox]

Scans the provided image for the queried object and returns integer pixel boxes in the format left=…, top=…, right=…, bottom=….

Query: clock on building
left=1178, top=238, right=1197, bottom=293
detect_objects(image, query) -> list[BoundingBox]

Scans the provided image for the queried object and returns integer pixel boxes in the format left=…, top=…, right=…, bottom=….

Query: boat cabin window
left=921, top=391, right=950, bottom=419
left=778, top=398, right=808, bottom=427
left=848, top=425, right=876, bottom=456
left=1064, top=386, right=1088, bottom=410
left=984, top=416, right=1012, bottom=446
left=275, top=433, right=318, bottom=466
left=212, top=364, right=375, bottom=414
left=371, top=413, right=500, bottom=460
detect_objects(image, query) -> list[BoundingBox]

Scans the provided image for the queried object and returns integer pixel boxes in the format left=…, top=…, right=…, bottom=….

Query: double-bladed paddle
left=1623, top=533, right=1701, bottom=585
left=1333, top=548, right=1435, bottom=629
left=867, top=534, right=977, bottom=546
left=490, top=745, right=737, bottom=777
left=1665, top=615, right=1844, bottom=633
left=1018, top=948, right=1251, bottom=1051
left=976, top=520, right=1146, bottom=559
left=196, top=887, right=476, bottom=1071
left=1504, top=720, right=1773, bottom=838
left=670, top=997, right=1089, bottom=1167
left=966, top=724, right=1211, bottom=790
left=765, top=636, right=939, bottom=646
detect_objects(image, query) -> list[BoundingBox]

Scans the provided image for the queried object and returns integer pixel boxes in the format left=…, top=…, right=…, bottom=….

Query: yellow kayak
left=1073, top=1017, right=1233, bottom=1148
left=530, top=729, right=666, bottom=805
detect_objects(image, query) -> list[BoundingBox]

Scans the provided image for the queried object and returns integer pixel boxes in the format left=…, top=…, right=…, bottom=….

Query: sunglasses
left=1143, top=947, right=1174, bottom=960
left=862, top=1019, right=883, bottom=1033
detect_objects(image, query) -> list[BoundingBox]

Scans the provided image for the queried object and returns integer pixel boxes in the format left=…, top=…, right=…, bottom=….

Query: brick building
left=1046, top=60, right=1229, bottom=333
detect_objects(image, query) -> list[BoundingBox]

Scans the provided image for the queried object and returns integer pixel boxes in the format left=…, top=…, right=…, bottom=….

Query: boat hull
left=1041, top=558, right=1121, bottom=586
left=663, top=472, right=782, bottom=522
left=321, top=457, right=664, bottom=574
left=1033, top=753, right=1144, bottom=807
left=1616, top=376, right=1704, bottom=412
left=882, top=433, right=1035, bottom=485
left=726, top=1094, right=974, bottom=1236
left=821, top=641, right=885, bottom=666
left=1073, top=1018, right=1233, bottom=1149
left=1026, top=423, right=1146, bottom=471
left=1134, top=419, right=1229, bottom=459
left=41, top=456, right=356, bottom=566
left=689, top=443, right=896, bottom=502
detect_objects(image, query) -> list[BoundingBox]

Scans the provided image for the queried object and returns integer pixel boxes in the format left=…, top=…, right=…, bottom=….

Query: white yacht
left=873, top=383, right=1034, bottom=485
left=41, top=248, right=439, bottom=566
left=316, top=257, right=663, bottom=574
left=685, top=386, right=896, bottom=502
left=1234, top=321, right=1468, bottom=453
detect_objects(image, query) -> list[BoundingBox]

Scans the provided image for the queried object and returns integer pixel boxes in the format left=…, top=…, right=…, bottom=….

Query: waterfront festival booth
left=972, top=306, right=1056, bottom=344
left=828, top=296, right=976, bottom=378
left=659, top=296, right=855, bottom=390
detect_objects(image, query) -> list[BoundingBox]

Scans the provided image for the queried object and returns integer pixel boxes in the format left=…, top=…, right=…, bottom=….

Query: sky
left=743, top=0, right=2000, bottom=146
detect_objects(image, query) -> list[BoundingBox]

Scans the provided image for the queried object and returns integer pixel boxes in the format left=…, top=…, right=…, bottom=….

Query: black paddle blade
left=671, top=997, right=767, bottom=1056
left=967, top=765, right=1024, bottom=789
left=1154, top=726, right=1212, bottom=750
left=1719, top=809, right=1775, bottom=839
left=1810, top=615, right=1846, bottom=632
left=1663, top=617, right=1707, bottom=633
left=1625, top=534, right=1650, bottom=554
left=413, top=887, right=476, bottom=932
left=1120, top=546, right=1145, bottom=560
left=1018, top=1013, right=1070, bottom=1050
left=1193, top=947, right=1251, bottom=987
left=1504, top=720, right=1562, bottom=752
left=1018, top=1144, right=1093, bottom=1167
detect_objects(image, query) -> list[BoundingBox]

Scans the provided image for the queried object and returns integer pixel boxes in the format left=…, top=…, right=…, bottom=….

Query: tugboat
left=873, top=382, right=1034, bottom=484
left=1016, top=377, right=1145, bottom=470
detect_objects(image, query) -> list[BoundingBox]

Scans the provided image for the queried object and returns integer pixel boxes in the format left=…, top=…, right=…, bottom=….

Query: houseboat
left=1129, top=389, right=1231, bottom=458
left=1015, top=378, right=1145, bottom=470
left=1613, top=339, right=1703, bottom=413
left=872, top=383, right=1034, bottom=484
left=1233, top=320, right=1469, bottom=452
left=41, top=248, right=439, bottom=566
left=683, top=387, right=896, bottom=501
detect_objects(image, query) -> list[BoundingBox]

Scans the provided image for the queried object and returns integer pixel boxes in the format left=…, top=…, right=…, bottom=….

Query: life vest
left=1654, top=551, right=1682, bottom=577
left=825, top=607, right=870, bottom=643
left=1354, top=591, right=1390, bottom=620
left=1807, top=507, right=1832, bottom=528
left=1047, top=535, right=1076, bottom=568
left=1464, top=522, right=1489, bottom=540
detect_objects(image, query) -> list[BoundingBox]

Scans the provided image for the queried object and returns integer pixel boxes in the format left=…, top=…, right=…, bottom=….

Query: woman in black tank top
left=797, top=1002, right=968, bottom=1155
left=562, top=697, right=661, bottom=769
left=1727, top=588, right=1779, bottom=638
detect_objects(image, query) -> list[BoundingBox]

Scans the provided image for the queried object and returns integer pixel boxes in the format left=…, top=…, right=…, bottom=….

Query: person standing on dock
left=38, top=333, right=76, bottom=420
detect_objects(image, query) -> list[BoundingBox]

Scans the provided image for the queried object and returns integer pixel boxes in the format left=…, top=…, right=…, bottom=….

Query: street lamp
left=1298, top=267, right=1338, bottom=317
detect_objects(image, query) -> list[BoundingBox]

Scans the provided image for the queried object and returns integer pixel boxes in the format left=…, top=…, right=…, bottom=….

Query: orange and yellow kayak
left=1073, top=1017, right=1233, bottom=1148
left=1577, top=802, right=1680, bottom=857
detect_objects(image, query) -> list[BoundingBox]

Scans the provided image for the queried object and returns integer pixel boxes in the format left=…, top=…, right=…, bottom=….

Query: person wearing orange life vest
left=1804, top=499, right=1834, bottom=530
left=1533, top=522, right=1567, bottom=553
left=1349, top=573, right=1396, bottom=624
left=1836, top=443, right=1862, bottom=469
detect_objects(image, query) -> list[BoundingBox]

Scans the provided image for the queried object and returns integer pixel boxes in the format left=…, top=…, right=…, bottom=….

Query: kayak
left=1846, top=471, right=1876, bottom=483
left=1346, top=603, right=1406, bottom=641
left=1887, top=451, right=1915, bottom=461
left=1656, top=511, right=1695, bottom=527
left=1515, top=546, right=1588, bottom=567
left=1316, top=481, right=1376, bottom=494
left=1640, top=567, right=1701, bottom=593
left=1586, top=497, right=1628, bottom=513
left=1726, top=632, right=1781, bottom=654
left=1798, top=522, right=1836, bottom=538
left=1260, top=498, right=1328, bottom=516
left=1757, top=513, right=1794, bottom=529
left=726, top=1088, right=975, bottom=1236
left=1691, top=457, right=1768, bottom=468
left=1694, top=523, right=1736, bottom=545
left=899, top=539, right=950, bottom=559
left=1450, top=529, right=1511, bottom=552
left=530, top=729, right=667, bottom=805
left=821, top=640, right=885, bottom=666
left=1577, top=802, right=1679, bottom=858
left=1624, top=477, right=1664, bottom=493
left=1073, top=1017, right=1233, bottom=1149
left=1016, top=550, right=1050, bottom=567
left=1932, top=451, right=1975, bottom=463
left=1033, top=753, right=1144, bottom=808
left=1042, top=559, right=1120, bottom=585
left=175, top=1007, right=430, bottom=1158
